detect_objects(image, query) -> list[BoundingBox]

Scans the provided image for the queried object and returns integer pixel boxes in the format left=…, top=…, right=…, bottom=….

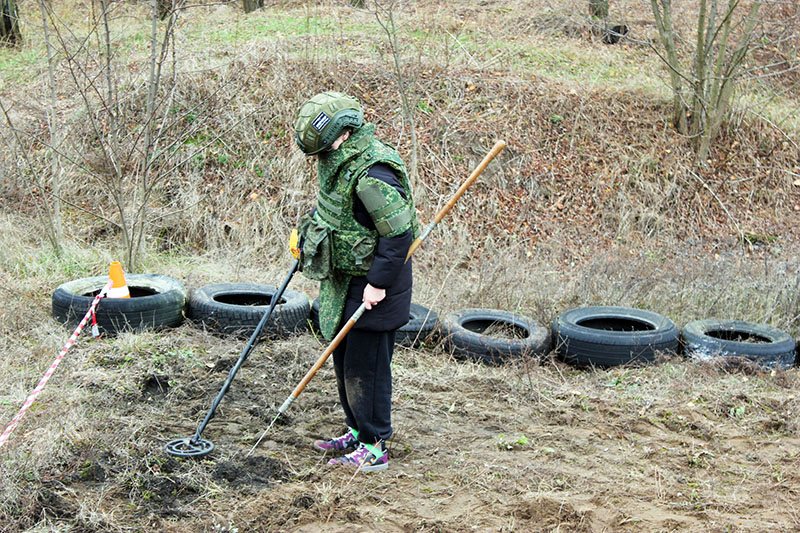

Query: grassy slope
left=1, top=1, right=799, bottom=531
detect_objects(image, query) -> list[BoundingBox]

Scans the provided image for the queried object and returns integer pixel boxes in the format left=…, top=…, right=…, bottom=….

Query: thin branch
left=0, top=97, right=60, bottom=251
left=374, top=0, right=418, bottom=181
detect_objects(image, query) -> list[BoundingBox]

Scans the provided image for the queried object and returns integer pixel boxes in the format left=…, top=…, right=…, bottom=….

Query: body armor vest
left=299, top=123, right=417, bottom=339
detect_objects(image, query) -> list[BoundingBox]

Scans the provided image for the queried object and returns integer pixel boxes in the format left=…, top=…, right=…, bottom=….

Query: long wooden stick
left=250, top=140, right=506, bottom=452
left=406, top=139, right=506, bottom=260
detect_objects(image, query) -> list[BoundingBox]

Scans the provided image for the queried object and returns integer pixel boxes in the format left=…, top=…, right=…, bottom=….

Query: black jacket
left=343, top=163, right=413, bottom=332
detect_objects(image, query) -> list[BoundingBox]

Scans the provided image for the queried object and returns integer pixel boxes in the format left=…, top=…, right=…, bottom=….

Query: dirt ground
left=3, top=290, right=800, bottom=533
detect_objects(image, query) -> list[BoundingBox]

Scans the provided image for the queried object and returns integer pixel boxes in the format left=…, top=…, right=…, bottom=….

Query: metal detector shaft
left=188, top=259, right=300, bottom=444
left=271, top=139, right=507, bottom=418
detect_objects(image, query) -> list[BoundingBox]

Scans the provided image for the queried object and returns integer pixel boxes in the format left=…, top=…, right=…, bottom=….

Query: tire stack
left=551, top=306, right=680, bottom=368
left=439, top=308, right=551, bottom=365
left=52, top=274, right=187, bottom=336
left=682, top=319, right=796, bottom=370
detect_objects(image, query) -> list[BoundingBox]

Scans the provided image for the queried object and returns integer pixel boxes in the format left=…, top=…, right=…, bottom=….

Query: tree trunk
left=243, top=0, right=263, bottom=13
left=40, top=0, right=63, bottom=251
left=1, top=0, right=22, bottom=46
left=589, top=0, right=609, bottom=19
left=651, top=0, right=762, bottom=166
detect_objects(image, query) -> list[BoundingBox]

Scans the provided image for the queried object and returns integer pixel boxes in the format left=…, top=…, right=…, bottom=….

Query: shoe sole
left=359, top=462, right=388, bottom=472
left=326, top=461, right=389, bottom=472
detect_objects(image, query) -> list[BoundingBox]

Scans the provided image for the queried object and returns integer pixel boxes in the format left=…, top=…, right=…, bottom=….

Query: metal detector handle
left=189, top=259, right=300, bottom=443
left=406, top=139, right=506, bottom=261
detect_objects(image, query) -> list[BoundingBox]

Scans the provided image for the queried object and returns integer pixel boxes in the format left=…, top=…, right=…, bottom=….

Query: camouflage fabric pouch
left=297, top=213, right=332, bottom=281
left=331, top=230, right=376, bottom=276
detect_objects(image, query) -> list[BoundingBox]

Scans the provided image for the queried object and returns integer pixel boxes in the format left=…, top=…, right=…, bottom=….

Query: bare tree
left=1, top=0, right=21, bottom=46
left=0, top=0, right=277, bottom=270
left=39, top=0, right=64, bottom=250
left=650, top=0, right=762, bottom=164
left=374, top=0, right=418, bottom=181
left=0, top=99, right=62, bottom=253
left=29, top=0, right=186, bottom=269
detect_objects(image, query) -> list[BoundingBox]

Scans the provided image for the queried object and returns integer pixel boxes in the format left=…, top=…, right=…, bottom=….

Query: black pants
left=331, top=328, right=395, bottom=445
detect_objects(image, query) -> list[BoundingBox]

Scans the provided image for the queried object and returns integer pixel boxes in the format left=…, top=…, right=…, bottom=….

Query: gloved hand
left=289, top=228, right=302, bottom=259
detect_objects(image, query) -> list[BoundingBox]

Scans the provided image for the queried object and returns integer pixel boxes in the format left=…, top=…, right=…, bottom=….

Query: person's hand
left=363, top=284, right=386, bottom=310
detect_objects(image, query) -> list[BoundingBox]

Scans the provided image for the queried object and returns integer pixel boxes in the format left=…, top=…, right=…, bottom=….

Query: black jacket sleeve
left=353, top=163, right=412, bottom=290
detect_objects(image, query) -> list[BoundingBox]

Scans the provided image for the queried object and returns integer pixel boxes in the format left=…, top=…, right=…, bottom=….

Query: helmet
left=294, top=91, right=363, bottom=155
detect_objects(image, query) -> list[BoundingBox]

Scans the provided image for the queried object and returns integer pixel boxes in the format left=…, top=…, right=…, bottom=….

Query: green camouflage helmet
left=294, top=91, right=364, bottom=155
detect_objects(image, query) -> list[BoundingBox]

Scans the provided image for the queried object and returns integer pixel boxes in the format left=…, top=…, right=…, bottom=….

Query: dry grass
left=0, top=0, right=799, bottom=531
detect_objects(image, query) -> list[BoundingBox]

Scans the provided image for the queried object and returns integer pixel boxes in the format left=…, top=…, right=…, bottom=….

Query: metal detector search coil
left=164, top=437, right=215, bottom=458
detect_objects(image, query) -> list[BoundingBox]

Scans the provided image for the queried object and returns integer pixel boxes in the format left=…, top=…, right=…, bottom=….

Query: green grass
left=0, top=48, right=44, bottom=85
left=189, top=14, right=368, bottom=42
left=440, top=29, right=666, bottom=92
left=178, top=9, right=374, bottom=52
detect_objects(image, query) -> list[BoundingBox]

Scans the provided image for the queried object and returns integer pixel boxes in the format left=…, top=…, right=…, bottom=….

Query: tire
left=682, top=319, right=796, bottom=370
left=440, top=308, right=551, bottom=365
left=52, top=274, right=187, bottom=336
left=311, top=299, right=437, bottom=348
left=188, top=283, right=310, bottom=338
left=309, top=298, right=320, bottom=335
left=552, top=306, right=679, bottom=367
left=396, top=303, right=439, bottom=348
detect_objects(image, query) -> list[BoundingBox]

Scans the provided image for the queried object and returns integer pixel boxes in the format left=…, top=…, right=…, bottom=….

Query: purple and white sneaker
left=328, top=441, right=388, bottom=472
left=313, top=427, right=359, bottom=453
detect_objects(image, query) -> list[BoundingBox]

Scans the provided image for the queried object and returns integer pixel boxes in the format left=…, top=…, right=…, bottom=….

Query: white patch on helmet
left=311, top=112, right=331, bottom=132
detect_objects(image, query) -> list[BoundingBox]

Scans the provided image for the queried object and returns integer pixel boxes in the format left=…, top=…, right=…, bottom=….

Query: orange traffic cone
left=107, top=261, right=130, bottom=298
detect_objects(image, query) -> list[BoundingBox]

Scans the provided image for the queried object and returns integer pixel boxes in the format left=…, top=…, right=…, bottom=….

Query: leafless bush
left=0, top=1, right=300, bottom=271
left=648, top=0, right=800, bottom=164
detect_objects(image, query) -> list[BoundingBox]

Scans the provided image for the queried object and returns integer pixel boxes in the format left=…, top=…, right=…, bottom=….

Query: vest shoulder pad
left=356, top=176, right=414, bottom=237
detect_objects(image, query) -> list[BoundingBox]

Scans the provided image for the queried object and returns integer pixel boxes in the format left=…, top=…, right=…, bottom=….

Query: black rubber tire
left=396, top=303, right=439, bottom=348
left=309, top=298, right=320, bottom=335
left=682, top=319, right=796, bottom=370
left=188, top=283, right=310, bottom=338
left=440, top=308, right=551, bottom=365
left=52, top=274, right=187, bottom=336
left=552, top=306, right=679, bottom=368
left=311, top=299, right=437, bottom=348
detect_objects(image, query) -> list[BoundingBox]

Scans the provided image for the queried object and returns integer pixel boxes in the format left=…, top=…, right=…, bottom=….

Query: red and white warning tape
left=0, top=279, right=113, bottom=449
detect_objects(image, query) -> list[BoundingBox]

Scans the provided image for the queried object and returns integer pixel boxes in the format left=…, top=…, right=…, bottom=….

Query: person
left=293, top=91, right=418, bottom=472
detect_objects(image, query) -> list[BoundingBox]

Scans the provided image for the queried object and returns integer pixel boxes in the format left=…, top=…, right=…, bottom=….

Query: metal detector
left=165, top=259, right=300, bottom=458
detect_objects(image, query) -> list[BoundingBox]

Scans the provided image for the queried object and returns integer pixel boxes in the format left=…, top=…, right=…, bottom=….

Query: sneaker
left=328, top=442, right=388, bottom=472
left=313, top=427, right=359, bottom=453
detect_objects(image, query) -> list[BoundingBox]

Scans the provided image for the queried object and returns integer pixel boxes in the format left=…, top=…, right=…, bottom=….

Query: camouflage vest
left=301, top=123, right=417, bottom=339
